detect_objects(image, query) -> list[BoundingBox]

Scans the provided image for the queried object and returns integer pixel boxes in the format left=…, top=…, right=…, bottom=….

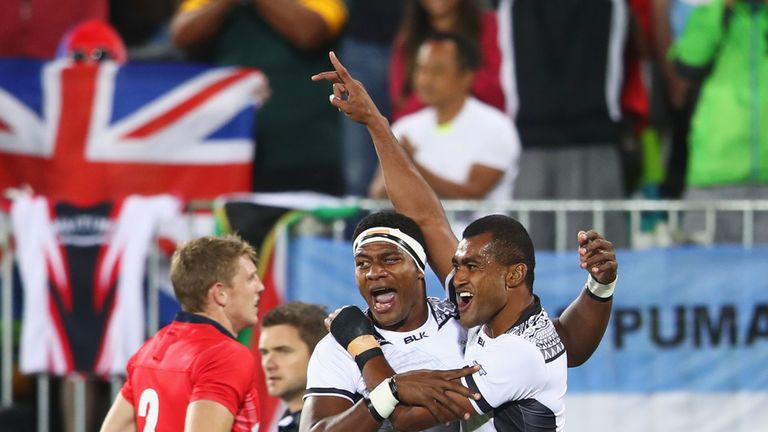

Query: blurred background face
left=57, top=20, right=127, bottom=64
left=259, top=324, right=312, bottom=409
left=419, top=0, right=461, bottom=20
left=415, top=40, right=474, bottom=108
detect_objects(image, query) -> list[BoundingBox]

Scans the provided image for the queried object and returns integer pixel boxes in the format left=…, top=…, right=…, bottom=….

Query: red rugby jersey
left=121, top=312, right=260, bottom=431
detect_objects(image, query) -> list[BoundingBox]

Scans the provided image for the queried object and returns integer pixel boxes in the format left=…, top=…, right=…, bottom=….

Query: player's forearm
left=366, top=116, right=457, bottom=279
left=300, top=401, right=383, bottom=432
left=171, top=0, right=236, bottom=50
left=252, top=0, right=332, bottom=49
left=390, top=406, right=447, bottom=431
left=554, top=288, right=613, bottom=367
left=367, top=116, right=445, bottom=221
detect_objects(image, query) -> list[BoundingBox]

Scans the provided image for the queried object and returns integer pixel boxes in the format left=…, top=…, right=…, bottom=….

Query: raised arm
left=312, top=52, right=458, bottom=282
left=554, top=230, right=618, bottom=367
left=312, top=53, right=616, bottom=368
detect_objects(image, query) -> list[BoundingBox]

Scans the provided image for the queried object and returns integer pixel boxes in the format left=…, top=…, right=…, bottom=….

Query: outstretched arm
left=554, top=230, right=618, bottom=367
left=312, top=52, right=458, bottom=283
left=313, top=52, right=615, bottom=367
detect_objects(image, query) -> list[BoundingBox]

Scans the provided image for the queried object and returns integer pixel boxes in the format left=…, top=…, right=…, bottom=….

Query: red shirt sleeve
left=120, top=355, right=136, bottom=405
left=190, top=342, right=256, bottom=415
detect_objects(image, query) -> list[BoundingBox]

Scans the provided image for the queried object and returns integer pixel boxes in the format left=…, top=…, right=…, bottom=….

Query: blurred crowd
left=2, top=0, right=767, bottom=245
left=0, top=1, right=766, bottom=430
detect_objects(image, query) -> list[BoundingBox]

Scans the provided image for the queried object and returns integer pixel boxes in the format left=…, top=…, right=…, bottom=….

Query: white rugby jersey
left=462, top=296, right=567, bottom=431
left=306, top=297, right=486, bottom=432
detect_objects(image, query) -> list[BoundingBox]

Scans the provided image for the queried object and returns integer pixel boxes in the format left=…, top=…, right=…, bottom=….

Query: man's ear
left=209, top=282, right=227, bottom=307
left=506, top=263, right=527, bottom=289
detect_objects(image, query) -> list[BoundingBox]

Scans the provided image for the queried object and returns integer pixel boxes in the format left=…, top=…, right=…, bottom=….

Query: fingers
left=580, top=248, right=616, bottom=271
left=323, top=306, right=347, bottom=329
left=443, top=364, right=481, bottom=381
left=328, top=51, right=353, bottom=83
left=422, top=399, right=455, bottom=425
left=333, top=82, right=347, bottom=97
left=429, top=392, right=472, bottom=422
left=311, top=70, right=342, bottom=83
left=441, top=381, right=481, bottom=401
left=578, top=229, right=604, bottom=247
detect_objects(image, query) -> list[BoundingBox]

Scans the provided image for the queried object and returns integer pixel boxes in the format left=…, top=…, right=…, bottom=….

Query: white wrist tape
left=586, top=275, right=616, bottom=299
left=369, top=378, right=399, bottom=419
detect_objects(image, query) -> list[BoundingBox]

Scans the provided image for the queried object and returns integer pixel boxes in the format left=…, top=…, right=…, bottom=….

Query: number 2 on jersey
left=138, top=388, right=159, bottom=432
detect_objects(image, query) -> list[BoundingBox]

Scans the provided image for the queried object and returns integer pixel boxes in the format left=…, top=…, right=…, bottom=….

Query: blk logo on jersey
left=478, top=336, right=485, bottom=347
left=404, top=331, right=429, bottom=344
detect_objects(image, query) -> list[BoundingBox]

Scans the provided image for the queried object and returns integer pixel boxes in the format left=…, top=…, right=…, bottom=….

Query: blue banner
left=287, top=237, right=768, bottom=394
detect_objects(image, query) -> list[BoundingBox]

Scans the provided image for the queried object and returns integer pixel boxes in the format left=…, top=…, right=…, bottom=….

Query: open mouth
left=457, top=291, right=474, bottom=312
left=371, top=287, right=397, bottom=313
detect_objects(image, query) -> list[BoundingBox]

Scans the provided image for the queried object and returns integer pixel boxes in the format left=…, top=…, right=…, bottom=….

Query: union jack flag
left=0, top=58, right=266, bottom=204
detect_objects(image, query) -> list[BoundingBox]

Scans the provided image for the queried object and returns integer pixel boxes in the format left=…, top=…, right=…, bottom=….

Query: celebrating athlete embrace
left=301, top=52, right=618, bottom=432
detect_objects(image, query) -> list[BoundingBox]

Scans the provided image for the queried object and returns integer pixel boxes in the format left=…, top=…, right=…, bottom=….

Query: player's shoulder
left=426, top=296, right=460, bottom=327
left=505, top=306, right=565, bottom=364
left=193, top=329, right=255, bottom=368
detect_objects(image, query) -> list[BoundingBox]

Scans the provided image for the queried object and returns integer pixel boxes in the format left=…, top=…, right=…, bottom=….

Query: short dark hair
left=423, top=32, right=482, bottom=72
left=463, top=215, right=536, bottom=291
left=261, top=302, right=328, bottom=352
left=352, top=211, right=427, bottom=252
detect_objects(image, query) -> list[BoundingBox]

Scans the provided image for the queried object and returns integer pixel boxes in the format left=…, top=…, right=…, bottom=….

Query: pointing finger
left=329, top=51, right=353, bottom=83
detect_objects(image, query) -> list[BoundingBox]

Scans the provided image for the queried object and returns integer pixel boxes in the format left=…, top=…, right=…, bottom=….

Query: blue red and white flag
left=0, top=58, right=265, bottom=204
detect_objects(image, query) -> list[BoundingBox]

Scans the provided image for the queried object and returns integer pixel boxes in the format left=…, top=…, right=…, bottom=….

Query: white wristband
left=586, top=275, right=616, bottom=299
left=369, top=378, right=399, bottom=419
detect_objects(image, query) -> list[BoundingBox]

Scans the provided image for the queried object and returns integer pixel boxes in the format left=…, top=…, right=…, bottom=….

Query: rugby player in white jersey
left=301, top=52, right=617, bottom=432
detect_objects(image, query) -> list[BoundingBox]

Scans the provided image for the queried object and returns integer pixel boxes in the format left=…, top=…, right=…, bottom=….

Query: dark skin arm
left=298, top=367, right=478, bottom=432
left=171, top=0, right=336, bottom=51
left=316, top=308, right=481, bottom=431
left=299, top=396, right=382, bottom=432
left=299, top=337, right=479, bottom=432
left=312, top=52, right=617, bottom=367
left=552, top=230, right=616, bottom=365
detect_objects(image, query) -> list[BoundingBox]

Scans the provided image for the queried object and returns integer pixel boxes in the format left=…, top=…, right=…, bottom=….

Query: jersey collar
left=175, top=311, right=236, bottom=339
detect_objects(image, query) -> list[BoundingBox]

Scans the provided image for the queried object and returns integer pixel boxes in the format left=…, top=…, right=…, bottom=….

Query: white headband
left=352, top=227, right=427, bottom=273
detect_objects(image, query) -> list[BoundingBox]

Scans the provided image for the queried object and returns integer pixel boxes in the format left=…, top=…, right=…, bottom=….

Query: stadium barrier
left=1, top=198, right=767, bottom=432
